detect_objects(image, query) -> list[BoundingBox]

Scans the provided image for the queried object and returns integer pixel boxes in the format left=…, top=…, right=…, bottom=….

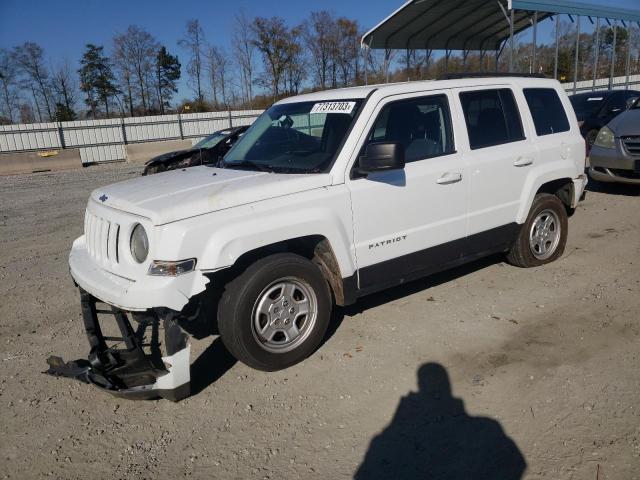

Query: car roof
left=570, top=89, right=640, bottom=100
left=275, top=76, right=565, bottom=105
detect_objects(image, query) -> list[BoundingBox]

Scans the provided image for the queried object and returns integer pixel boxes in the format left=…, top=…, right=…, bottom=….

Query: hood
left=145, top=149, right=193, bottom=166
left=608, top=109, right=640, bottom=137
left=91, top=166, right=333, bottom=225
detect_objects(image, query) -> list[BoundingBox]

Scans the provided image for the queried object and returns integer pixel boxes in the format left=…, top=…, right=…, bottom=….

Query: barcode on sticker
left=310, top=101, right=355, bottom=114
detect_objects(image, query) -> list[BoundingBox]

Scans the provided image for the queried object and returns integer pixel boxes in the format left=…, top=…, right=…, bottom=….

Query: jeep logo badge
left=99, top=194, right=108, bottom=203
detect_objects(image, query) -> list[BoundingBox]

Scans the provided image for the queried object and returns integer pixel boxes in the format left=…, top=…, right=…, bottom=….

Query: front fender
left=158, top=185, right=357, bottom=279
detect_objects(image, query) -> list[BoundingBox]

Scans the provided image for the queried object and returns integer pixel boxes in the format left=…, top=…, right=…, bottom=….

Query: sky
left=1, top=0, right=638, bottom=103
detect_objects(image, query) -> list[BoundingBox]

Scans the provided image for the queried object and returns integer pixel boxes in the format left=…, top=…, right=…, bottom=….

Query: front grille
left=622, top=136, right=640, bottom=157
left=84, top=210, right=120, bottom=265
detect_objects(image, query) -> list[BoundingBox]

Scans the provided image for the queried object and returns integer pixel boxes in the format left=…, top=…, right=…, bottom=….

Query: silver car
left=589, top=97, right=640, bottom=185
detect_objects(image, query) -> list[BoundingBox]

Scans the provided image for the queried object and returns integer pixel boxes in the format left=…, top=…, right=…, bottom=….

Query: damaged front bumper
left=46, top=289, right=191, bottom=401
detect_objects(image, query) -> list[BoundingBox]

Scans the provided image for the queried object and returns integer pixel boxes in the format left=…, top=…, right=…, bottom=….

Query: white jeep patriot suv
left=48, top=76, right=587, bottom=400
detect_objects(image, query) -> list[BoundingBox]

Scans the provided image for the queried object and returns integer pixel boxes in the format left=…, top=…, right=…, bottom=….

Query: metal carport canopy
left=361, top=0, right=640, bottom=51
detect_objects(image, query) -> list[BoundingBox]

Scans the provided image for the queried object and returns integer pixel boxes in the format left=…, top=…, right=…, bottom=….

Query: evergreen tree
left=53, top=102, right=76, bottom=121
left=155, top=46, right=181, bottom=114
left=79, top=44, right=118, bottom=118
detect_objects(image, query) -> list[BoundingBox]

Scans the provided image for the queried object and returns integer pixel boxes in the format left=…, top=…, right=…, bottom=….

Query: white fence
left=1, top=73, right=639, bottom=165
left=0, top=109, right=263, bottom=164
left=561, top=73, right=640, bottom=94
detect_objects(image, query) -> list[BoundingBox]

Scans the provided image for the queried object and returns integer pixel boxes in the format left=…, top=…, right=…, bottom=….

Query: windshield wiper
left=222, top=160, right=272, bottom=172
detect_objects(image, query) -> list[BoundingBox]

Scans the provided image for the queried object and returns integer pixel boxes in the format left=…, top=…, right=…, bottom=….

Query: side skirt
left=341, top=223, right=520, bottom=302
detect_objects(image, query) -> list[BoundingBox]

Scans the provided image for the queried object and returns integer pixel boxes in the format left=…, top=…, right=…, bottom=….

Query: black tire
left=217, top=253, right=332, bottom=371
left=506, top=193, right=568, bottom=268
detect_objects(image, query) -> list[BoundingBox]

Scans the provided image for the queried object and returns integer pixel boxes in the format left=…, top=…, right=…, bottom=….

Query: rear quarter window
left=459, top=88, right=525, bottom=150
left=523, top=88, right=570, bottom=136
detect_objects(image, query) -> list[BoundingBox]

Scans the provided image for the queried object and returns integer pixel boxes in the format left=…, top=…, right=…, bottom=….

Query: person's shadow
left=354, top=363, right=526, bottom=480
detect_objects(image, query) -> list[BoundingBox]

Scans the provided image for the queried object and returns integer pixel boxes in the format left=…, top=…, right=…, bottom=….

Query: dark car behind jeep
left=143, top=125, right=249, bottom=175
left=569, top=90, right=640, bottom=150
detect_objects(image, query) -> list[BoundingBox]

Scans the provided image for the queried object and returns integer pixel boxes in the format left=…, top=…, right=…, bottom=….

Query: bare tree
left=51, top=60, right=78, bottom=120
left=205, top=46, right=221, bottom=108
left=179, top=19, right=205, bottom=110
left=334, top=18, right=360, bottom=86
left=302, top=11, right=336, bottom=90
left=18, top=102, right=35, bottom=123
left=0, top=48, right=19, bottom=123
left=284, top=26, right=306, bottom=95
left=213, top=46, right=231, bottom=107
left=112, top=42, right=135, bottom=116
left=13, top=42, right=53, bottom=121
left=112, top=26, right=159, bottom=115
left=233, top=10, right=256, bottom=107
left=252, top=17, right=294, bottom=99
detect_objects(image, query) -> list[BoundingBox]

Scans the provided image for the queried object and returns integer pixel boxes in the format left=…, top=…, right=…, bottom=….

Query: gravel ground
left=0, top=163, right=639, bottom=480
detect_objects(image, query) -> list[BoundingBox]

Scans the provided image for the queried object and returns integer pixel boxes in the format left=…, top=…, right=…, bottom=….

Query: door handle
left=436, top=172, right=463, bottom=184
left=513, top=157, right=534, bottom=167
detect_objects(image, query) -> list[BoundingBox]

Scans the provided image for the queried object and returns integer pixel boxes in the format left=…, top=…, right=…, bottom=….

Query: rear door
left=453, top=86, right=535, bottom=252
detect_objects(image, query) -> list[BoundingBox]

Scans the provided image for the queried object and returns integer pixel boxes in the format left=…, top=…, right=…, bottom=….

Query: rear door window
left=523, top=88, right=570, bottom=136
left=459, top=89, right=525, bottom=149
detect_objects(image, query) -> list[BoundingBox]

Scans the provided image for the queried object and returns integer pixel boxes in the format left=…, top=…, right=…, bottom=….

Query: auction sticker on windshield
left=310, top=101, right=356, bottom=114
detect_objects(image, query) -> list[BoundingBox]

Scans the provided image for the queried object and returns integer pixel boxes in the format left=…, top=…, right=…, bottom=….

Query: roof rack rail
left=437, top=73, right=548, bottom=80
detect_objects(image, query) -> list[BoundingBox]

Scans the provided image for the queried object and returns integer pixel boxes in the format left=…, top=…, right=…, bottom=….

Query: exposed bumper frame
left=45, top=289, right=191, bottom=401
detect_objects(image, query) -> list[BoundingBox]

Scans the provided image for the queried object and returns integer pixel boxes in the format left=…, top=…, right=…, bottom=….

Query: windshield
left=193, top=131, right=227, bottom=149
left=570, top=94, right=605, bottom=120
left=222, top=100, right=362, bottom=173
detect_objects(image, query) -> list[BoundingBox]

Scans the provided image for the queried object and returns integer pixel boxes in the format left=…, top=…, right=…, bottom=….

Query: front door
left=346, top=91, right=468, bottom=292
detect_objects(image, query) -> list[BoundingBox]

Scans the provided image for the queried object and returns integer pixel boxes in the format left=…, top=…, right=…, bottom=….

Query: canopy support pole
left=554, top=15, right=560, bottom=79
left=532, top=12, right=538, bottom=73
left=593, top=17, right=600, bottom=90
left=479, top=50, right=486, bottom=72
left=406, top=48, right=411, bottom=81
left=363, top=46, right=368, bottom=86
left=496, top=38, right=507, bottom=73
left=610, top=21, right=617, bottom=89
left=425, top=49, right=432, bottom=79
left=509, top=9, right=515, bottom=72
left=573, top=15, right=581, bottom=94
left=625, top=23, right=632, bottom=89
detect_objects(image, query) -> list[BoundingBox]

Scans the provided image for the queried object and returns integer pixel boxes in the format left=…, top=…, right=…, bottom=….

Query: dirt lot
left=0, top=164, right=639, bottom=479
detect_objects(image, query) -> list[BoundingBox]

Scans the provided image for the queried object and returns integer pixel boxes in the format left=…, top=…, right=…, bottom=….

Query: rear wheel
left=507, top=193, right=568, bottom=268
left=217, top=253, right=332, bottom=371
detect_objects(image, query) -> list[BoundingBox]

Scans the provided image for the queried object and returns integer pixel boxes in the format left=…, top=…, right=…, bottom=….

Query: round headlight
left=130, top=223, right=149, bottom=263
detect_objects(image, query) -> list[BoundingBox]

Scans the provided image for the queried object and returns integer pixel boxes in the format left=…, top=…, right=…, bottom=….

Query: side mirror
left=626, top=97, right=638, bottom=109
left=359, top=142, right=405, bottom=174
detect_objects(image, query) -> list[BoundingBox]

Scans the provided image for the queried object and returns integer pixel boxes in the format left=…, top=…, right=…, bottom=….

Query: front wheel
left=217, top=253, right=332, bottom=371
left=506, top=193, right=568, bottom=268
